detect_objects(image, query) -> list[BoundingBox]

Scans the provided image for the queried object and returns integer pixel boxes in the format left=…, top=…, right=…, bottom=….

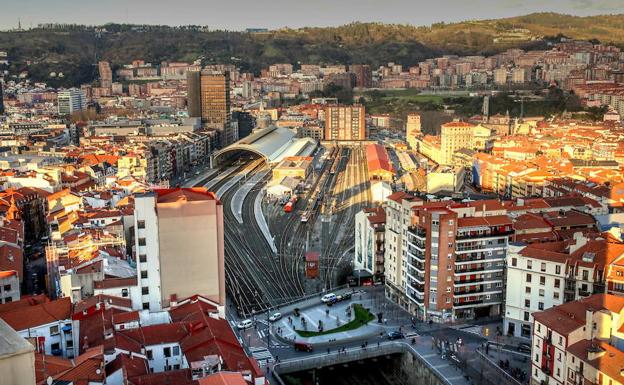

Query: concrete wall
left=157, top=199, right=225, bottom=307
left=0, top=349, right=36, bottom=385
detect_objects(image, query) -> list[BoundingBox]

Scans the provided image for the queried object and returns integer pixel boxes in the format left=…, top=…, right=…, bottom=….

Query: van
left=294, top=342, right=313, bottom=352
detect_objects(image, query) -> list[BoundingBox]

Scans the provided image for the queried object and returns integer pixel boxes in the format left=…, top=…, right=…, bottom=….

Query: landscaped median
left=295, top=304, right=375, bottom=337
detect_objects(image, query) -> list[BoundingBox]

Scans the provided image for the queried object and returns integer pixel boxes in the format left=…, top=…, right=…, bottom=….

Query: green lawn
left=295, top=304, right=375, bottom=337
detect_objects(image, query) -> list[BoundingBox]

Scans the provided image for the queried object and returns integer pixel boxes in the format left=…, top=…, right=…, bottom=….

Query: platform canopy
left=213, top=126, right=316, bottom=164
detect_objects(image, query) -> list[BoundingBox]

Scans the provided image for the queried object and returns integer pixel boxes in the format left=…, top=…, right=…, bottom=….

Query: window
left=512, top=258, right=517, bottom=267
left=559, top=336, right=563, bottom=345
left=524, top=312, right=530, bottom=321
left=137, top=220, right=145, bottom=229
left=51, top=342, right=60, bottom=351
left=138, top=238, right=146, bottom=246
left=537, top=324, right=541, bottom=332
left=525, top=287, right=531, bottom=294
left=541, top=263, right=546, bottom=272
left=146, top=350, right=153, bottom=360
left=554, top=279, right=560, bottom=288
left=527, top=260, right=532, bottom=269
left=173, top=346, right=180, bottom=356
left=526, top=273, right=532, bottom=283
left=535, top=354, right=539, bottom=363
left=173, top=364, right=180, bottom=370
left=141, top=270, right=148, bottom=279
left=121, top=288, right=128, bottom=298
left=164, top=347, right=171, bottom=358
left=3, top=284, right=10, bottom=291
left=142, top=302, right=150, bottom=310
left=525, top=299, right=531, bottom=308
left=142, top=287, right=149, bottom=295
left=557, top=368, right=560, bottom=377
left=540, top=276, right=546, bottom=286
left=139, top=254, right=147, bottom=263
left=538, top=302, right=544, bottom=310
left=50, top=325, right=60, bottom=335
left=555, top=265, right=561, bottom=275
left=554, top=292, right=560, bottom=300
left=539, top=289, right=545, bottom=297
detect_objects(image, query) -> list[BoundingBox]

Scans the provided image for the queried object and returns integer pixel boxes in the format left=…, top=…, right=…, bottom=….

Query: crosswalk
left=451, top=325, right=483, bottom=336
left=249, top=347, right=274, bottom=366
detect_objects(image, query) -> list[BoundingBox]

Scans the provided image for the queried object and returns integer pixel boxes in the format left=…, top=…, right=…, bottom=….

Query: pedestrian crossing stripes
left=249, top=347, right=274, bottom=366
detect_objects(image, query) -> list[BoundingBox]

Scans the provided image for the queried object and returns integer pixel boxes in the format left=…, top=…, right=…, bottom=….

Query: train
left=283, top=196, right=298, bottom=213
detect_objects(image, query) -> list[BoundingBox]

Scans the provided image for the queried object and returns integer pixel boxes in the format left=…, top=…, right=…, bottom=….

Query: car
left=321, top=293, right=337, bottom=303
left=387, top=331, right=405, bottom=340
left=294, top=342, right=313, bottom=352
left=236, top=319, right=253, bottom=330
left=517, top=342, right=531, bottom=353
left=268, top=312, right=282, bottom=322
left=337, top=293, right=352, bottom=301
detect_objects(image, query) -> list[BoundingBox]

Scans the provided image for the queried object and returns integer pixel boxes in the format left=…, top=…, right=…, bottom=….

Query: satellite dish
left=46, top=377, right=53, bottom=385
left=96, top=369, right=101, bottom=375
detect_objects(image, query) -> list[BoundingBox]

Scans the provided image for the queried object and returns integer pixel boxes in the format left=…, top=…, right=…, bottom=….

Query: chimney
left=569, top=232, right=588, bottom=254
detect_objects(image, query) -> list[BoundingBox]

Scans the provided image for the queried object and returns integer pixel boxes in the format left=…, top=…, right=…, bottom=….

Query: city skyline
left=3, top=0, right=624, bottom=30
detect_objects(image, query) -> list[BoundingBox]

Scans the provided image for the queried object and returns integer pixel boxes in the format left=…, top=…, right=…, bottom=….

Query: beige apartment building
left=134, top=188, right=226, bottom=313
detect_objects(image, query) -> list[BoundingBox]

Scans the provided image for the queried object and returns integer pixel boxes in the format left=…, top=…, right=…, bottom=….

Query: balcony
left=454, top=287, right=484, bottom=296
left=578, top=288, right=591, bottom=297
left=454, top=265, right=504, bottom=275
left=456, top=229, right=513, bottom=240
left=408, top=226, right=426, bottom=238
left=454, top=277, right=485, bottom=285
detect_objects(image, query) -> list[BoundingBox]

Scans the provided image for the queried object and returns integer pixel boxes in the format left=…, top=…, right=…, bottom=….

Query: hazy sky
left=3, top=0, right=624, bottom=30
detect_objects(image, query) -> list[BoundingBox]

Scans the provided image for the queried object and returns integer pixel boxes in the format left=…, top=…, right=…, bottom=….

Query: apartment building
left=324, top=105, right=366, bottom=141
left=385, top=196, right=511, bottom=322
left=133, top=188, right=225, bottom=314
left=354, top=207, right=386, bottom=279
left=384, top=192, right=422, bottom=309
left=57, top=88, right=86, bottom=115
left=505, top=233, right=624, bottom=339
left=531, top=294, right=624, bottom=385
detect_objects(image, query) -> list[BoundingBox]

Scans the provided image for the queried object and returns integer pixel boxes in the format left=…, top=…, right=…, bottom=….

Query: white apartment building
left=505, top=233, right=619, bottom=339
left=531, top=294, right=624, bottom=385
left=383, top=192, right=420, bottom=309
left=354, top=207, right=385, bottom=278
left=57, top=88, right=86, bottom=115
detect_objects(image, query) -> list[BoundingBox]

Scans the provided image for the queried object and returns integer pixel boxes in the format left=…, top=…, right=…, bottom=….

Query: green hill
left=1, top=12, right=622, bottom=87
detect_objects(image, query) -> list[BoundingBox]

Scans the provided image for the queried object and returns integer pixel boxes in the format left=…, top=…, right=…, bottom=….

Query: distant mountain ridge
left=0, top=12, right=622, bottom=87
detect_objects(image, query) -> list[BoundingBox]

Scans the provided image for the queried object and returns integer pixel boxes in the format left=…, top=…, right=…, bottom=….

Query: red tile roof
left=198, top=372, right=248, bottom=385
left=0, top=297, right=72, bottom=331
left=365, top=144, right=394, bottom=174
left=533, top=294, right=624, bottom=336
left=155, top=188, right=221, bottom=204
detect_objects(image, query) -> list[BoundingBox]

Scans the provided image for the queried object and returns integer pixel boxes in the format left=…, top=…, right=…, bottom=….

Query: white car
left=268, top=312, right=282, bottom=322
left=236, top=319, right=253, bottom=330
left=321, top=293, right=337, bottom=303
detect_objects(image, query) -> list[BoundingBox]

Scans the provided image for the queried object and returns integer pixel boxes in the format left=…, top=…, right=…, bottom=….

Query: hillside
left=0, top=12, right=623, bottom=87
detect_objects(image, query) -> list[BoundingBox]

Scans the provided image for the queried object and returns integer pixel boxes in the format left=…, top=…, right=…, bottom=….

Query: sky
left=2, top=0, right=624, bottom=31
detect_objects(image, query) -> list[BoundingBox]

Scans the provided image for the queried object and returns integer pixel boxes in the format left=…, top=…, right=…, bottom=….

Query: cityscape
left=1, top=2, right=624, bottom=385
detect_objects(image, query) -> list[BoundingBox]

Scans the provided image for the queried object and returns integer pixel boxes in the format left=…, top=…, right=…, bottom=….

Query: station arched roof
left=213, top=126, right=316, bottom=164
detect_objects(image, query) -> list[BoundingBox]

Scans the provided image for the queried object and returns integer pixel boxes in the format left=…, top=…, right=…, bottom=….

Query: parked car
left=517, top=342, right=531, bottom=353
left=321, top=293, right=337, bottom=303
left=269, top=312, right=282, bottom=322
left=236, top=319, right=253, bottom=330
left=337, top=293, right=352, bottom=301
left=387, top=331, right=405, bottom=340
left=294, top=342, right=314, bottom=352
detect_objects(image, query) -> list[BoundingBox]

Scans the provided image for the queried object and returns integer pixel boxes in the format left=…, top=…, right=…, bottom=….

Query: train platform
left=255, top=188, right=277, bottom=253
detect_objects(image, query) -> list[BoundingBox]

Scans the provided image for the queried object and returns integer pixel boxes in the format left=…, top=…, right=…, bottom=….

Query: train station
left=212, top=125, right=317, bottom=166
